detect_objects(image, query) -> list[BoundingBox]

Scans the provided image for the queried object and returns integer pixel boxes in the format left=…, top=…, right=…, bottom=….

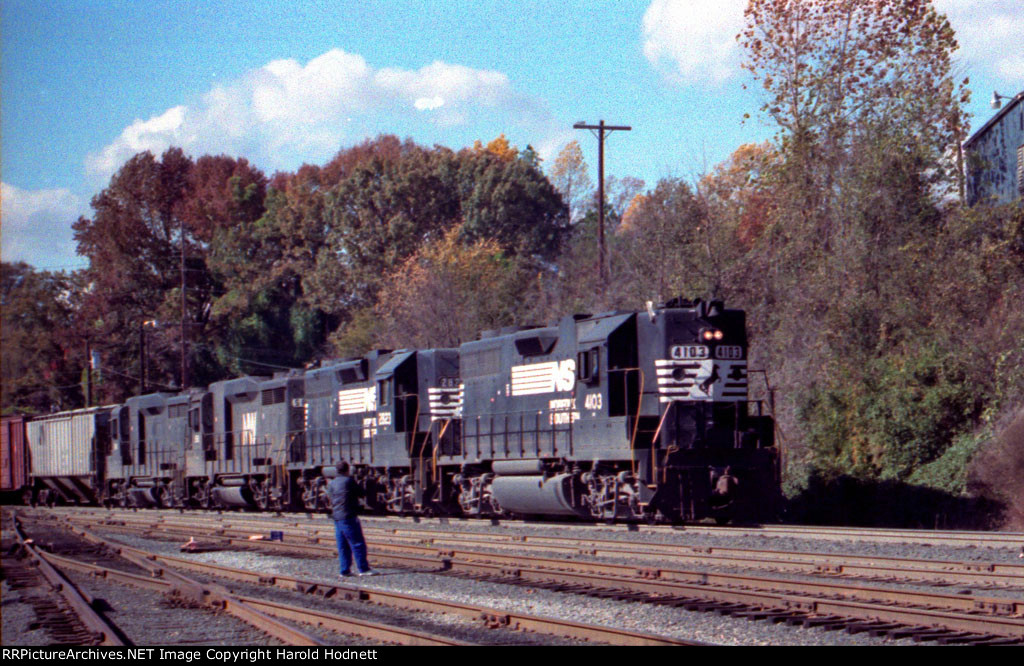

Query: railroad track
left=52, top=506, right=1024, bottom=548
left=50, top=508, right=1024, bottom=645
left=3, top=515, right=126, bottom=645
left=16, top=511, right=702, bottom=646
left=52, top=508, right=1024, bottom=589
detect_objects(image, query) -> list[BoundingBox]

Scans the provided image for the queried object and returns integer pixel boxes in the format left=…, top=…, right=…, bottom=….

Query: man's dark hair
left=337, top=461, right=350, bottom=475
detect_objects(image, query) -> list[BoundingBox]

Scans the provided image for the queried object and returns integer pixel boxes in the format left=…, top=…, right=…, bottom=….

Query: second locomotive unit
left=19, top=298, right=779, bottom=523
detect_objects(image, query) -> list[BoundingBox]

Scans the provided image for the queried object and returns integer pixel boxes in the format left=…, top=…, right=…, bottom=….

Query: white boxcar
left=27, top=406, right=112, bottom=503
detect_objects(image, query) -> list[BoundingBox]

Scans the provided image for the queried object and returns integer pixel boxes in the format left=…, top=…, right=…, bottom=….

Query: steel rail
left=52, top=506, right=1024, bottom=548
left=52, top=517, right=703, bottom=646
left=56, top=510, right=1024, bottom=586
left=663, top=523, right=1024, bottom=548
left=33, top=548, right=469, bottom=646
left=11, top=514, right=128, bottom=646
left=47, top=506, right=1024, bottom=549
left=58, top=513, right=1024, bottom=641
left=62, top=513, right=1024, bottom=604
left=16, top=514, right=326, bottom=646
left=376, top=529, right=1024, bottom=586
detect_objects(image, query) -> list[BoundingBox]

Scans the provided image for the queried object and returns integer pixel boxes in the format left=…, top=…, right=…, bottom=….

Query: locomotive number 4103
left=670, top=345, right=709, bottom=359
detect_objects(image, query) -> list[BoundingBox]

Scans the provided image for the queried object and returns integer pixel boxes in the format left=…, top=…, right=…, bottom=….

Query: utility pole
left=573, top=120, right=631, bottom=285
left=139, top=322, right=145, bottom=396
left=140, top=320, right=156, bottom=395
left=180, top=218, right=188, bottom=390
left=85, top=339, right=93, bottom=407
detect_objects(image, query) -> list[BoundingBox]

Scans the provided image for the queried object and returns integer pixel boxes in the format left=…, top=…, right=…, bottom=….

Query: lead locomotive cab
left=444, top=298, right=779, bottom=524
left=639, top=298, right=777, bottom=522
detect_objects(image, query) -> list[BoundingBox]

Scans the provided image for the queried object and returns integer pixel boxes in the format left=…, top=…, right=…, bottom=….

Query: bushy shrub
left=969, top=408, right=1024, bottom=529
left=800, top=343, right=976, bottom=482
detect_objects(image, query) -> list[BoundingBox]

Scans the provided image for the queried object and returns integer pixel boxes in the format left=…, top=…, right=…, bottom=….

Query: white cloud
left=414, top=96, right=445, bottom=111
left=85, top=49, right=529, bottom=182
left=642, top=0, right=748, bottom=86
left=642, top=0, right=1023, bottom=93
left=1, top=182, right=88, bottom=270
left=936, top=0, right=1024, bottom=84
left=996, top=54, right=1024, bottom=81
left=85, top=106, right=187, bottom=177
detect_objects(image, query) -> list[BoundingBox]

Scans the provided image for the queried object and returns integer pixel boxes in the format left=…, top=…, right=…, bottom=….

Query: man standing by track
left=328, top=462, right=379, bottom=578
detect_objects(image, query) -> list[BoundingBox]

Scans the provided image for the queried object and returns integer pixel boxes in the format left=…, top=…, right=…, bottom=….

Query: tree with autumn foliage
left=368, top=224, right=525, bottom=350
left=457, top=137, right=570, bottom=259
left=729, top=1, right=1024, bottom=526
left=740, top=0, right=970, bottom=202
left=71, top=148, right=269, bottom=398
left=548, top=140, right=593, bottom=224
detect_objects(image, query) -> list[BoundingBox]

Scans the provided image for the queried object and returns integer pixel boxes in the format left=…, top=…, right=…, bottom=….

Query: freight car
left=12, top=298, right=780, bottom=523
left=1, top=415, right=30, bottom=502
left=24, top=406, right=112, bottom=505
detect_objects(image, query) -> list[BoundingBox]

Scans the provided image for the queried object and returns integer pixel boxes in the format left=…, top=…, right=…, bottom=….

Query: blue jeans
left=334, top=517, right=370, bottom=575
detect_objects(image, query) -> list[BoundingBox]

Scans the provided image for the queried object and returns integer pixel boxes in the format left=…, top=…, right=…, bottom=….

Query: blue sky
left=2, top=0, right=1021, bottom=271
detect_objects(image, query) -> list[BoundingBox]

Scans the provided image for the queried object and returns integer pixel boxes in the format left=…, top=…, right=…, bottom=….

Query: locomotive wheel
left=200, top=483, right=215, bottom=510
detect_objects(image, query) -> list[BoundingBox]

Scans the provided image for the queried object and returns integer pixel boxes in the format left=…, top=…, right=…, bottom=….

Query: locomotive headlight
left=713, top=330, right=724, bottom=340
left=702, top=330, right=714, bottom=341
left=701, top=329, right=723, bottom=341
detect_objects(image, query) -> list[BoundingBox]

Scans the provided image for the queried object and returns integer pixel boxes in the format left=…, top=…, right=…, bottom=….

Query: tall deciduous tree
left=614, top=178, right=707, bottom=305
left=740, top=0, right=969, bottom=233
left=1, top=263, right=80, bottom=413
left=72, top=148, right=270, bottom=396
left=457, top=141, right=570, bottom=260
left=370, top=225, right=524, bottom=349
left=549, top=140, right=593, bottom=224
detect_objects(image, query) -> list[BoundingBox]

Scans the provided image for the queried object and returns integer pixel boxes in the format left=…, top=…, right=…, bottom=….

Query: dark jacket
left=328, top=475, right=363, bottom=521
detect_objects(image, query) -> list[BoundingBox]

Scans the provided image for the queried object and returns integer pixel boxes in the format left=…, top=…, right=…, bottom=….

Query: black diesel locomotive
left=20, top=298, right=780, bottom=523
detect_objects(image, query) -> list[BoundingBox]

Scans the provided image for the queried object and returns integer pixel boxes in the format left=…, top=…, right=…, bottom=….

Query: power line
left=190, top=342, right=298, bottom=371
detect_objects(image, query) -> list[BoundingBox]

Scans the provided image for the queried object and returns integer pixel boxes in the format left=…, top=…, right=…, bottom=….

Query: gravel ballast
left=9, top=508, right=1022, bottom=647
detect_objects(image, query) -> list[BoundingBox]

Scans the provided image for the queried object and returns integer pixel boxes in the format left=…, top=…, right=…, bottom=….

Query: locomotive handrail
left=649, top=400, right=677, bottom=487
left=397, top=392, right=441, bottom=490
left=461, top=407, right=573, bottom=462
left=302, top=423, right=372, bottom=467
left=431, top=418, right=453, bottom=478
left=609, top=366, right=645, bottom=480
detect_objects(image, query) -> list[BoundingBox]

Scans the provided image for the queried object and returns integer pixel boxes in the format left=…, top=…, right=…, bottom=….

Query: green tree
left=1, top=263, right=80, bottom=413
left=72, top=148, right=270, bottom=396
left=457, top=143, right=570, bottom=260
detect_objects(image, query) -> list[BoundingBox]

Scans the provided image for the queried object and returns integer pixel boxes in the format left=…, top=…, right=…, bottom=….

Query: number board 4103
left=670, top=345, right=708, bottom=360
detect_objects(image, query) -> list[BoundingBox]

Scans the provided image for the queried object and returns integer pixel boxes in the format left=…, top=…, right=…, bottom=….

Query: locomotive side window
left=576, top=348, right=600, bottom=384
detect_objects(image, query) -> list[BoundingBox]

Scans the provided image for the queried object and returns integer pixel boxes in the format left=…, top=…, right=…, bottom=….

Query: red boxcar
left=2, top=415, right=30, bottom=499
